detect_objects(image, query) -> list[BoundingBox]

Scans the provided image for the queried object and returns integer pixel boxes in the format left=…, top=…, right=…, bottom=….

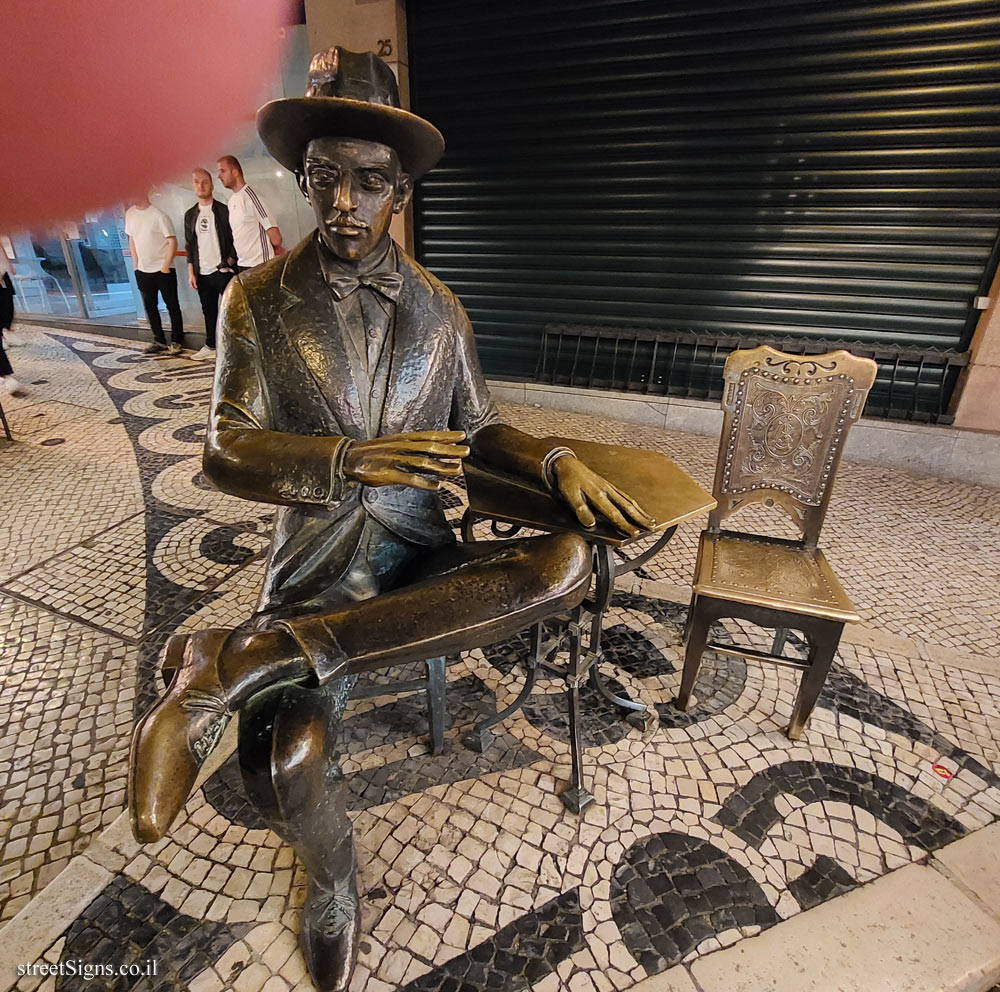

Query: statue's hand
left=344, top=431, right=469, bottom=491
left=552, top=456, right=655, bottom=537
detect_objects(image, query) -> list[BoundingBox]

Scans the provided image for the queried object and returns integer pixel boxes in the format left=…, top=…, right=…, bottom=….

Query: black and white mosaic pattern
left=610, top=833, right=778, bottom=973
left=56, top=876, right=254, bottom=992
left=1, top=326, right=999, bottom=992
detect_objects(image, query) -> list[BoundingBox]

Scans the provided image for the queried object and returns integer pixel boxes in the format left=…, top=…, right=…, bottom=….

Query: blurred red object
left=2, top=1, right=290, bottom=230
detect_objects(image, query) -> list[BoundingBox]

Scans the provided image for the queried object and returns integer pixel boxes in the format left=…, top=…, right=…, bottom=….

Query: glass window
left=1, top=24, right=315, bottom=332
left=67, top=211, right=137, bottom=318
left=1, top=231, right=79, bottom=317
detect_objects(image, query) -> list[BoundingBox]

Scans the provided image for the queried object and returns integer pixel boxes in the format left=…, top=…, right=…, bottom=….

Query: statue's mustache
left=328, top=214, right=367, bottom=230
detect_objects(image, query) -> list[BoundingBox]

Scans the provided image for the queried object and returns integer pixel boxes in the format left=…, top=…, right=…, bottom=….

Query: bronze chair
left=348, top=658, right=446, bottom=754
left=675, top=346, right=877, bottom=739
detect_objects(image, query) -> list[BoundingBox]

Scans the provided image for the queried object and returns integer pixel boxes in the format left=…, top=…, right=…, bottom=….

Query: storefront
left=407, top=0, right=1000, bottom=421
left=2, top=22, right=316, bottom=339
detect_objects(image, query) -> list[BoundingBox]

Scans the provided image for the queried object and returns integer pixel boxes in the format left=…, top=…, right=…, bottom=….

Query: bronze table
left=461, top=436, right=716, bottom=812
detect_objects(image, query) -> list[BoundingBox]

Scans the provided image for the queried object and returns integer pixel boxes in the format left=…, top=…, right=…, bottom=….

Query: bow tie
left=326, top=270, right=403, bottom=302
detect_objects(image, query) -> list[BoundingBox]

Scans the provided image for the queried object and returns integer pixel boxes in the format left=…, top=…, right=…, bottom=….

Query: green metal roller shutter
left=408, top=0, right=1000, bottom=398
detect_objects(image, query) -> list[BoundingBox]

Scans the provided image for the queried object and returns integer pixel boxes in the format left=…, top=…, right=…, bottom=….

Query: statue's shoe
left=128, top=628, right=232, bottom=843
left=301, top=876, right=362, bottom=992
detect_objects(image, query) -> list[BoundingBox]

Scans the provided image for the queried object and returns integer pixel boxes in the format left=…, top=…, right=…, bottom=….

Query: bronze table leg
left=559, top=605, right=594, bottom=813
left=460, top=508, right=524, bottom=544
left=585, top=544, right=654, bottom=730
left=585, top=528, right=676, bottom=732
left=347, top=657, right=448, bottom=755
left=424, top=657, right=446, bottom=755
left=460, top=508, right=478, bottom=544
left=462, top=522, right=680, bottom=806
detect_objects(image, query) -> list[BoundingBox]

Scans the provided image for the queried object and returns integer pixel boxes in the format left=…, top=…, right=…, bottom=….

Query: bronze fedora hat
left=257, top=47, right=444, bottom=178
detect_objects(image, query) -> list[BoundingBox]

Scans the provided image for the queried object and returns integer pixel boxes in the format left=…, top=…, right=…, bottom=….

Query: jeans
left=135, top=269, right=184, bottom=345
left=194, top=269, right=235, bottom=348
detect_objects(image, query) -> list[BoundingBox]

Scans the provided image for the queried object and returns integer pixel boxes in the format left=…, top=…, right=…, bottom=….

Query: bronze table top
left=464, top=435, right=717, bottom=548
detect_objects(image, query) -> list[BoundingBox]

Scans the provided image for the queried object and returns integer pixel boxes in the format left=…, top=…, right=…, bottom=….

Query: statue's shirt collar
left=315, top=235, right=400, bottom=301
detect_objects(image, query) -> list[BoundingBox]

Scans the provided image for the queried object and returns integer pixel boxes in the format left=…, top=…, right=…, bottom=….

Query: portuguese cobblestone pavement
left=0, top=325, right=998, bottom=991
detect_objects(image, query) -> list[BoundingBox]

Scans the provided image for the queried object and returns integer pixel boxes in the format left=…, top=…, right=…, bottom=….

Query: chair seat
left=693, top=531, right=859, bottom=623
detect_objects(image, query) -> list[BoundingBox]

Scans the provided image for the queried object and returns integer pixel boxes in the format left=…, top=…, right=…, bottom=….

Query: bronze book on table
left=464, top=435, right=716, bottom=548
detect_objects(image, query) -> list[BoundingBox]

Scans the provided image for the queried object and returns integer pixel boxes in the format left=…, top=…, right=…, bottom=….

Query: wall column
left=303, top=0, right=413, bottom=252
left=953, top=263, right=1000, bottom=433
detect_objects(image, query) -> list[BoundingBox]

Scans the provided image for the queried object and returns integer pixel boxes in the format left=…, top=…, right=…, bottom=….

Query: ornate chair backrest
left=708, top=346, right=877, bottom=546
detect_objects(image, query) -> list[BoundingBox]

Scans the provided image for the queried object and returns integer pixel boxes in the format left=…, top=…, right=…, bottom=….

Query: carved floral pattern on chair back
left=708, top=346, right=877, bottom=545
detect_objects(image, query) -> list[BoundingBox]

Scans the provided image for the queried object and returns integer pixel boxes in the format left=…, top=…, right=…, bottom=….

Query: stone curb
left=687, top=860, right=1000, bottom=992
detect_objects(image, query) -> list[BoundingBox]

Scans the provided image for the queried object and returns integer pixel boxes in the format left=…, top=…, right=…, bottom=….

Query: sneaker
left=191, top=346, right=216, bottom=362
left=144, top=342, right=167, bottom=355
left=166, top=343, right=184, bottom=356
left=0, top=376, right=26, bottom=397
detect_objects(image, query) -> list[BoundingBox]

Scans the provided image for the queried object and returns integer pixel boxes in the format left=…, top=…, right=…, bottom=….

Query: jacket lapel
left=277, top=238, right=366, bottom=439
left=214, top=200, right=233, bottom=267
left=368, top=308, right=394, bottom=437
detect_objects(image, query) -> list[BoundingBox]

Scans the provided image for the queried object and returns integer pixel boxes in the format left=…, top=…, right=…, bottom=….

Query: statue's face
left=300, top=137, right=412, bottom=263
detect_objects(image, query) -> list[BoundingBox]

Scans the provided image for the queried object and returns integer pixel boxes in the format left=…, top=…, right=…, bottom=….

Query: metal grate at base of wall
left=534, top=322, right=969, bottom=424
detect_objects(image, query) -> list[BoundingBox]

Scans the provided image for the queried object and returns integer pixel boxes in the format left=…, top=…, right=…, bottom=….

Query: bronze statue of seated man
left=128, top=46, right=651, bottom=992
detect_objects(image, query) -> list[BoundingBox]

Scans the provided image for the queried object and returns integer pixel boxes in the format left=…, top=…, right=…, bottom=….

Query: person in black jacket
left=184, top=168, right=237, bottom=360
left=0, top=249, right=25, bottom=396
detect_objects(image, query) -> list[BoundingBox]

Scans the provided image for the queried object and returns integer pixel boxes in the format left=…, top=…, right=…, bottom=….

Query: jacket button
left=368, top=489, right=379, bottom=502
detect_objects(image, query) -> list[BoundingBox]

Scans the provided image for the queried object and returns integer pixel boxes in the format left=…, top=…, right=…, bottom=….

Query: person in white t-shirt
left=183, top=169, right=237, bottom=361
left=217, top=154, right=284, bottom=270
left=124, top=194, right=185, bottom=355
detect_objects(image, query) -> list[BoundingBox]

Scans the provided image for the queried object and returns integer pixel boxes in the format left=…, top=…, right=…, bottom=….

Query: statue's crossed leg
left=129, top=531, right=591, bottom=991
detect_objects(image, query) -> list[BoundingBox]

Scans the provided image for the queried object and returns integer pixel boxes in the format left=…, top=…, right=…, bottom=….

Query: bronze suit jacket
left=204, top=232, right=499, bottom=614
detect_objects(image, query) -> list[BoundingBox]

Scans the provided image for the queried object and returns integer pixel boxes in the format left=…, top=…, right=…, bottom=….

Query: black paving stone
left=401, top=889, right=585, bottom=992
left=55, top=875, right=253, bottom=991
left=610, top=832, right=779, bottom=977
left=201, top=751, right=270, bottom=830
left=820, top=666, right=1000, bottom=790
left=344, top=677, right=546, bottom=811
left=788, top=856, right=859, bottom=910
left=715, top=759, right=967, bottom=852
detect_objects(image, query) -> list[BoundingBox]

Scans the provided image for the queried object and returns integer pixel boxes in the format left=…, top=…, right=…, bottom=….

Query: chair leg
left=771, top=627, right=789, bottom=657
left=424, top=657, right=447, bottom=755
left=675, top=598, right=711, bottom=712
left=682, top=592, right=697, bottom=645
left=787, top=623, right=842, bottom=740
